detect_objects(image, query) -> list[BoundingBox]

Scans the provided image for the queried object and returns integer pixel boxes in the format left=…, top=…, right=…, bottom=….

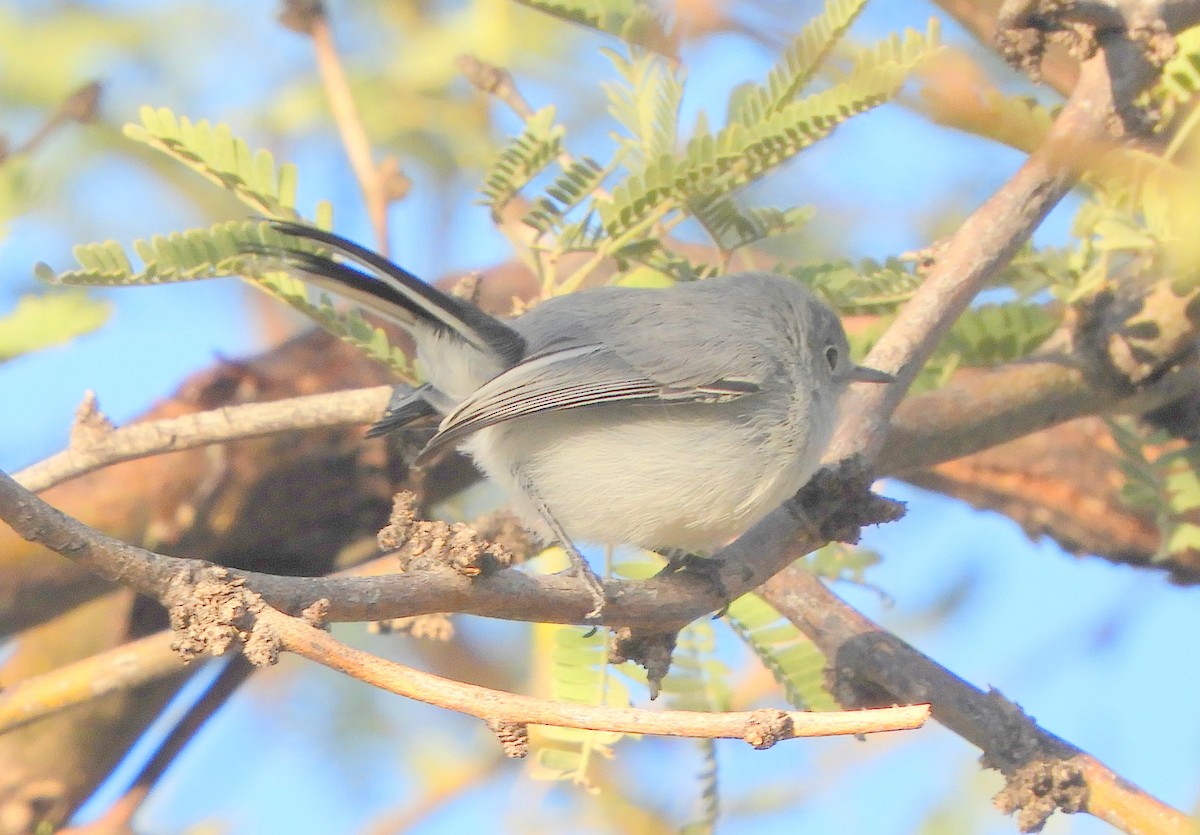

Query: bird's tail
left=240, top=220, right=525, bottom=366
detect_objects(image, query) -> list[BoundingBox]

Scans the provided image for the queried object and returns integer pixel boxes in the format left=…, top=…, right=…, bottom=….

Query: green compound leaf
left=531, top=623, right=630, bottom=787
left=34, top=219, right=416, bottom=380
left=728, top=0, right=870, bottom=124
left=0, top=292, right=110, bottom=362
left=725, top=591, right=839, bottom=712
left=478, top=105, right=564, bottom=217
left=513, top=0, right=677, bottom=56
left=124, top=106, right=313, bottom=218
left=788, top=258, right=923, bottom=314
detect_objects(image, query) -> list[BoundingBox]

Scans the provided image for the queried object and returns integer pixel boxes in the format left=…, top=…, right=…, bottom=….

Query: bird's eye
left=824, top=345, right=839, bottom=371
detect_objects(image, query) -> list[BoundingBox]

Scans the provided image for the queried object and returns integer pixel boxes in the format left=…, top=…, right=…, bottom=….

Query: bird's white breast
left=463, top=393, right=831, bottom=554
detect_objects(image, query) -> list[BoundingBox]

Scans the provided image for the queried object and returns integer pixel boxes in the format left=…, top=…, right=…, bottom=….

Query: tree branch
left=14, top=385, right=391, bottom=494
left=279, top=0, right=405, bottom=252
left=0, top=464, right=930, bottom=745
left=0, top=631, right=184, bottom=735
left=760, top=563, right=1194, bottom=835
left=249, top=600, right=928, bottom=745
left=832, top=47, right=1139, bottom=464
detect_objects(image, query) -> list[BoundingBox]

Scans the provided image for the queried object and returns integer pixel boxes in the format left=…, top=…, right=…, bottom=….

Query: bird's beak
left=850, top=365, right=895, bottom=384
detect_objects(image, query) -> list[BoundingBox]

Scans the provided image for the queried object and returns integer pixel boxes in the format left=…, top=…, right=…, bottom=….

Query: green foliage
left=940, top=302, right=1059, bottom=367
left=692, top=200, right=816, bottom=252
left=477, top=3, right=939, bottom=295
left=521, top=157, right=610, bottom=233
left=532, top=623, right=632, bottom=786
left=725, top=591, right=839, bottom=712
left=728, top=0, right=869, bottom=123
left=597, top=21, right=940, bottom=242
left=1150, top=26, right=1200, bottom=125
left=602, top=49, right=683, bottom=169
left=1110, top=419, right=1200, bottom=561
left=35, top=219, right=415, bottom=379
left=789, top=257, right=923, bottom=314
left=661, top=621, right=729, bottom=834
left=0, top=153, right=35, bottom=233
left=0, top=292, right=110, bottom=362
left=478, top=105, right=565, bottom=217
left=513, top=0, right=677, bottom=56
left=124, top=106, right=316, bottom=219
left=802, top=541, right=882, bottom=584
left=36, top=220, right=264, bottom=286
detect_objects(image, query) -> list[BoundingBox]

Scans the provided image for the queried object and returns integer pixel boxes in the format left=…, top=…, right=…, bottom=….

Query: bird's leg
left=516, top=468, right=607, bottom=620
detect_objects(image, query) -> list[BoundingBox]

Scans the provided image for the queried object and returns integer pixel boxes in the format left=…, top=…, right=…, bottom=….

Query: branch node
left=977, top=688, right=1054, bottom=772
left=995, top=23, right=1048, bottom=83
left=610, top=628, right=677, bottom=699
left=277, top=0, right=325, bottom=35
left=378, top=492, right=514, bottom=577
left=455, top=53, right=515, bottom=99
left=300, top=597, right=331, bottom=629
left=164, top=567, right=266, bottom=662
left=994, top=756, right=1088, bottom=833
left=1128, top=12, right=1176, bottom=67
left=742, top=708, right=794, bottom=750
left=791, top=458, right=905, bottom=544
left=486, top=719, right=530, bottom=758
left=244, top=615, right=282, bottom=667
left=61, top=81, right=102, bottom=124
left=378, top=154, right=411, bottom=202
left=69, top=390, right=114, bottom=450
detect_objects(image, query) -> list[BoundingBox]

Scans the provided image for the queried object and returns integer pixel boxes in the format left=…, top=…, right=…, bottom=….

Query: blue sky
left=3, top=2, right=1197, bottom=833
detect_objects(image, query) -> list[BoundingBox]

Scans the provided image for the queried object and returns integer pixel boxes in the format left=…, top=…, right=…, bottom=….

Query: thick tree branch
left=0, top=461, right=897, bottom=631
left=0, top=466, right=929, bottom=745
left=775, top=16, right=1190, bottom=833
left=760, top=563, right=1194, bottom=835
left=833, top=48, right=1138, bottom=463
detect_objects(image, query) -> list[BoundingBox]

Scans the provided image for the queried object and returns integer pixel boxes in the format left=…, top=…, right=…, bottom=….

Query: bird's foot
left=574, top=560, right=608, bottom=621
left=655, top=552, right=747, bottom=618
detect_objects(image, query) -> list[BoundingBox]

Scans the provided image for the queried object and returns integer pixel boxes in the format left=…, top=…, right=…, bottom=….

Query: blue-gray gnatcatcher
left=244, top=221, right=893, bottom=616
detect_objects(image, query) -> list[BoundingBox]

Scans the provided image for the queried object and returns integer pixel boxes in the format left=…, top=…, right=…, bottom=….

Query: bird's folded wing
left=417, top=343, right=760, bottom=460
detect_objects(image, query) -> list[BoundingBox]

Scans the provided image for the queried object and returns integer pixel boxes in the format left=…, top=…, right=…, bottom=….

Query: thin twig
left=5, top=81, right=102, bottom=161
left=283, top=1, right=394, bottom=252
left=363, top=752, right=506, bottom=835
left=0, top=631, right=184, bottom=734
left=829, top=50, right=1125, bottom=464
left=0, top=556, right=402, bottom=734
left=86, top=659, right=254, bottom=833
left=457, top=53, right=577, bottom=174
left=257, top=603, right=928, bottom=743
left=5, top=359, right=1196, bottom=637
left=14, top=386, right=391, bottom=493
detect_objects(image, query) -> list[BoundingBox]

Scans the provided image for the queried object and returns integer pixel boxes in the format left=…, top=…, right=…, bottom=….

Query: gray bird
left=242, top=221, right=893, bottom=616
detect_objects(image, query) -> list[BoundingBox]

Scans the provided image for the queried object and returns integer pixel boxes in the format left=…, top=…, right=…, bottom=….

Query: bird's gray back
left=510, top=272, right=825, bottom=392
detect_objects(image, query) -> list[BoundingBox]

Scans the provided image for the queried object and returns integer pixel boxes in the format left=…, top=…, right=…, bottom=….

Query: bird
left=240, top=220, right=893, bottom=616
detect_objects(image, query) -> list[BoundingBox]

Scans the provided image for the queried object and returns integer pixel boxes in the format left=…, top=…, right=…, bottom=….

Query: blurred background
left=1, top=1, right=1197, bottom=833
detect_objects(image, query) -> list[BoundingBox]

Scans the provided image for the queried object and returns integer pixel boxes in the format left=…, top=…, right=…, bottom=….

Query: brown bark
left=0, top=329, right=413, bottom=829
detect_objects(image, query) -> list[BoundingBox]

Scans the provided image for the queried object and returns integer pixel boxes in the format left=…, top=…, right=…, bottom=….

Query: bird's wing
left=364, top=384, right=442, bottom=438
left=417, top=341, right=759, bottom=461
